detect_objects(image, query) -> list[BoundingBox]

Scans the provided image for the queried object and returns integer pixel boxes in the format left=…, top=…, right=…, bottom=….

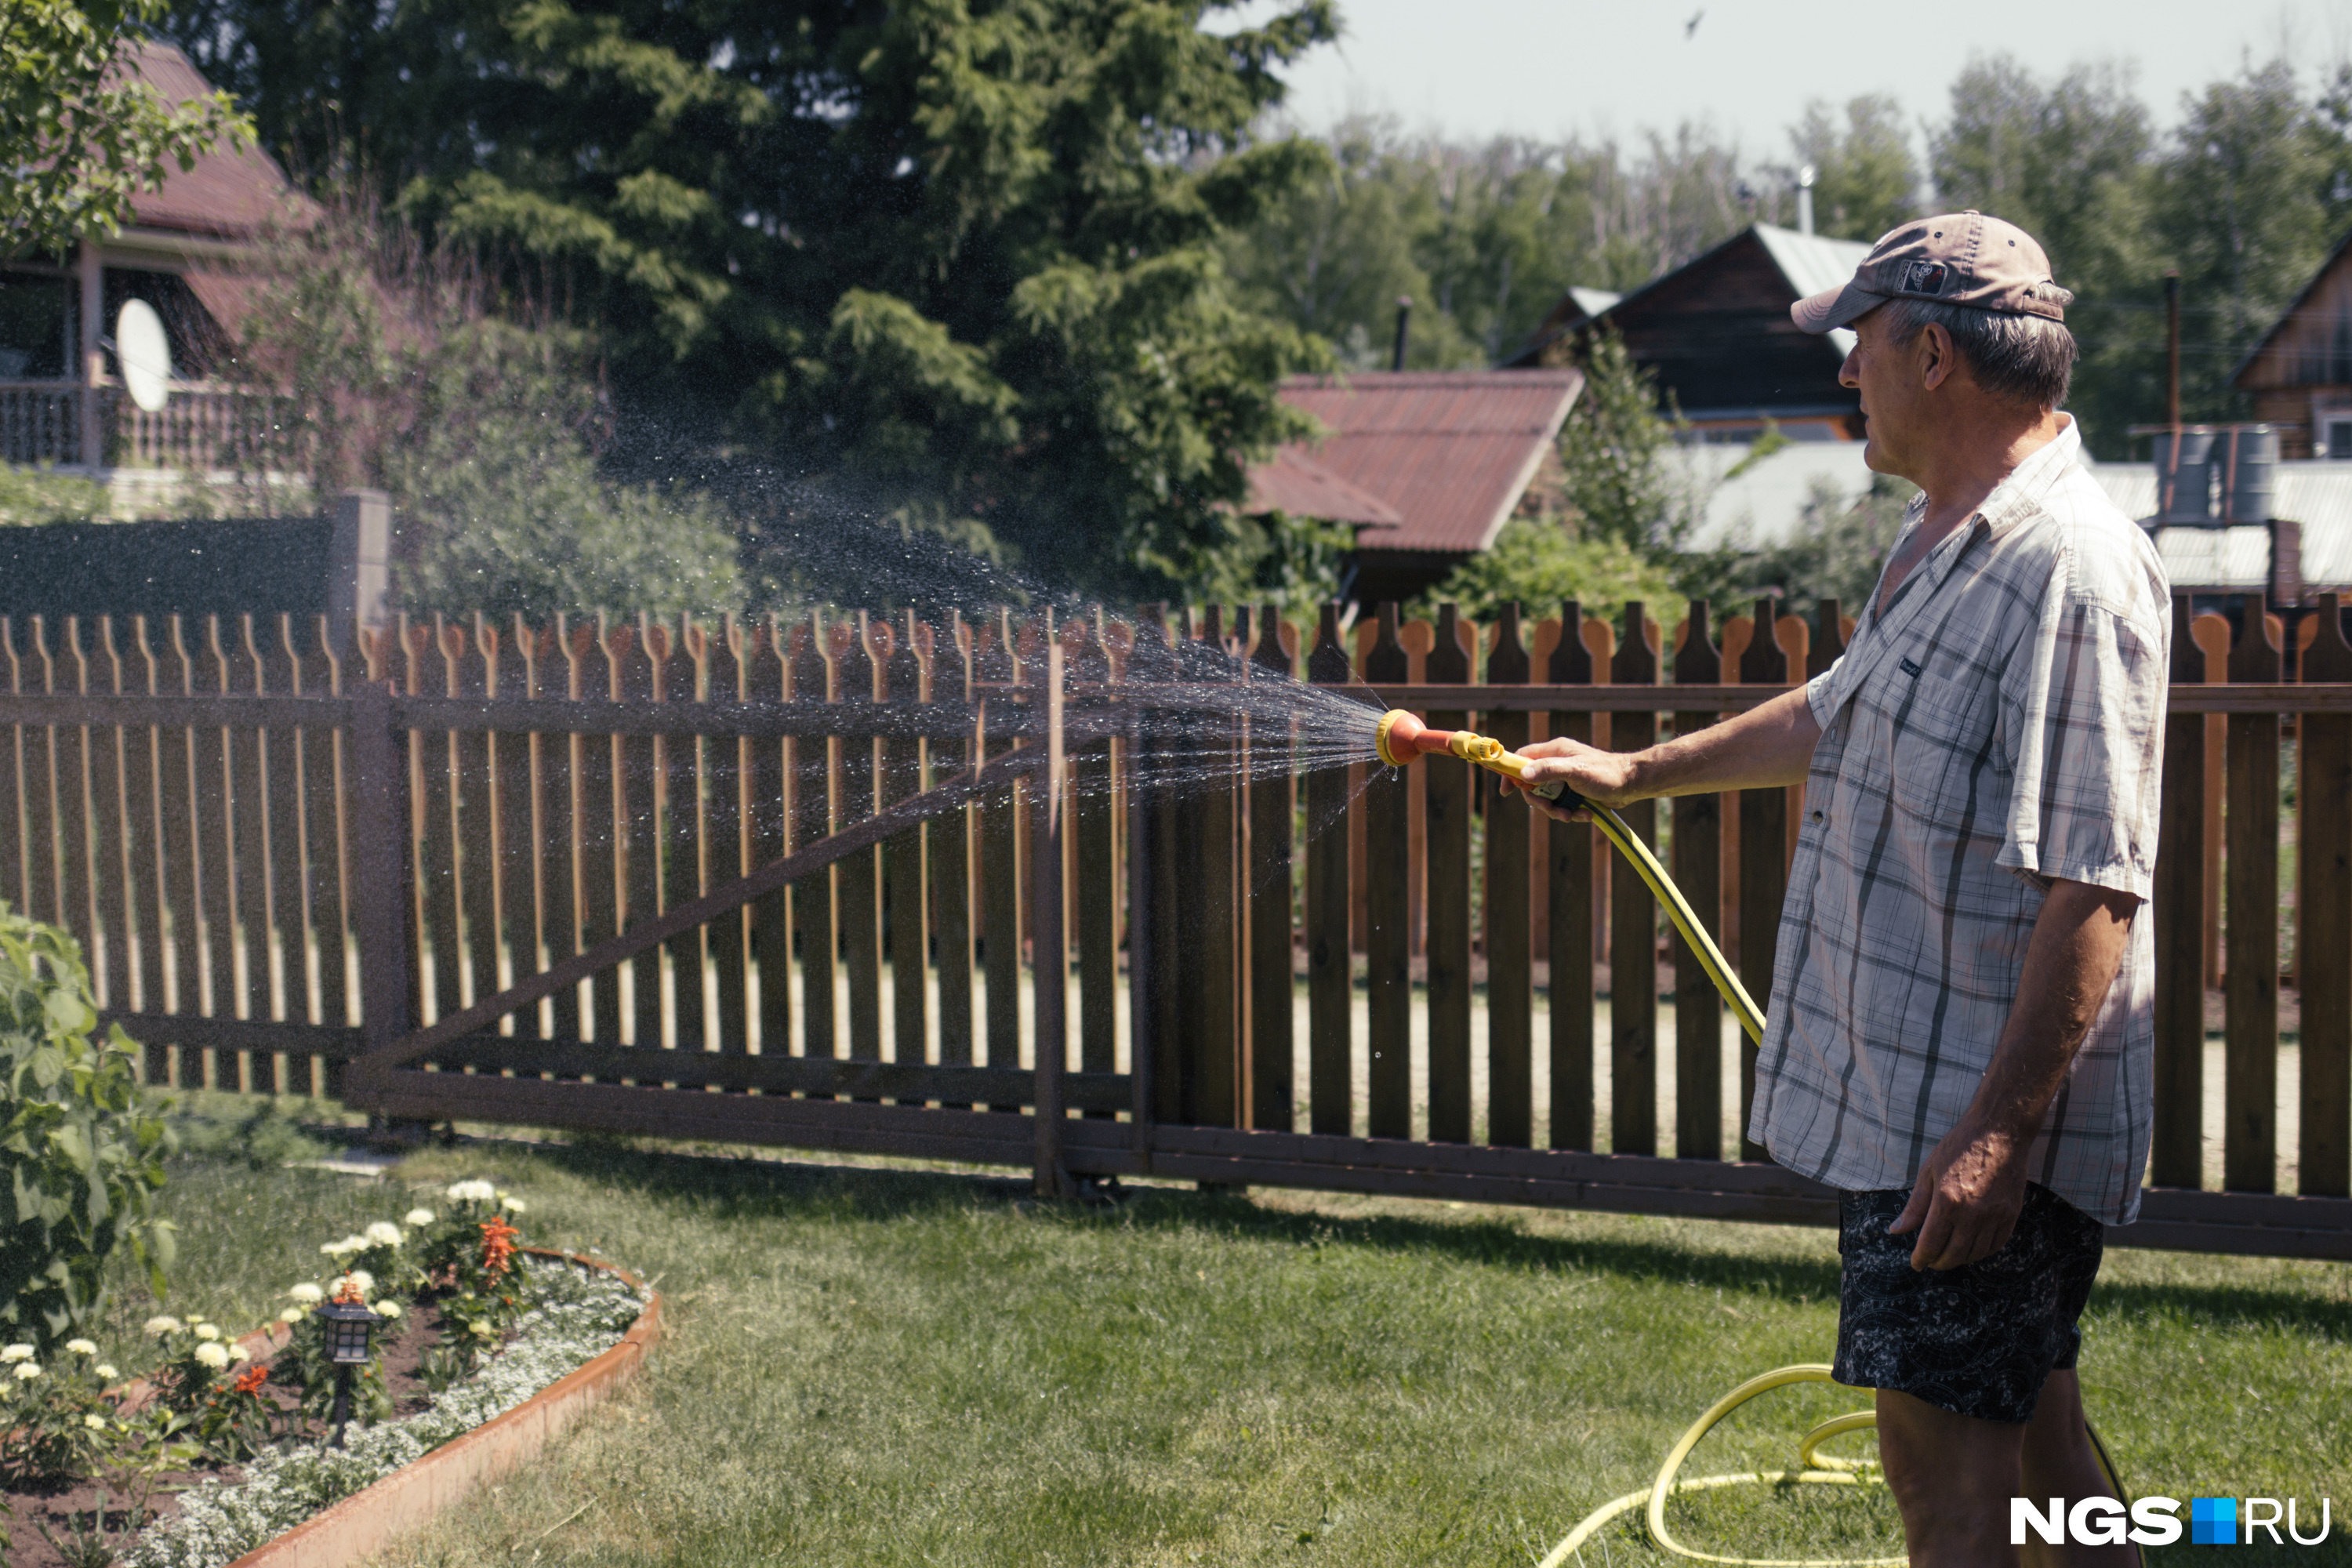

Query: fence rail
left=2, top=593, right=2348, bottom=1258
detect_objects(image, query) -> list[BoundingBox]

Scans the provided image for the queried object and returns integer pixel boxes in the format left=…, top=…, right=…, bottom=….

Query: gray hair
left=1878, top=286, right=2078, bottom=410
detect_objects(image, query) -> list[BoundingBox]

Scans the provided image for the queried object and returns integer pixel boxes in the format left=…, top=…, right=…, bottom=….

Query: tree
left=1555, top=329, right=1705, bottom=553
left=1786, top=95, right=1920, bottom=241
left=158, top=0, right=1342, bottom=601
left=2, top=0, right=248, bottom=256
left=1413, top=518, right=1676, bottom=625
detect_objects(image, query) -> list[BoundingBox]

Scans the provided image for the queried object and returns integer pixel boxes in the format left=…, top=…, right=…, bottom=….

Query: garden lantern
left=314, top=1290, right=377, bottom=1448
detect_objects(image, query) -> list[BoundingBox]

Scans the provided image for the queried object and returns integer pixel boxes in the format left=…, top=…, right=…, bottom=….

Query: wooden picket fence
left=2, top=594, right=2347, bottom=1258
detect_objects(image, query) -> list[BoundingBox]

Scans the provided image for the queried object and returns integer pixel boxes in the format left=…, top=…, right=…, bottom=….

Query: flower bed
left=2, top=1182, right=651, bottom=1568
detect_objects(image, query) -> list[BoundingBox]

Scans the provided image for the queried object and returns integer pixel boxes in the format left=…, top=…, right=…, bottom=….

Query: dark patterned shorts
left=1833, top=1181, right=2104, bottom=1425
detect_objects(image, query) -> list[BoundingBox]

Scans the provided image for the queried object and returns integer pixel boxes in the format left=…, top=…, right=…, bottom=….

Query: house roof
left=1245, top=446, right=1402, bottom=526
left=115, top=42, right=299, bottom=241
left=1511, top=223, right=1870, bottom=369
left=1261, top=369, right=1583, bottom=556
left=2232, top=227, right=2352, bottom=387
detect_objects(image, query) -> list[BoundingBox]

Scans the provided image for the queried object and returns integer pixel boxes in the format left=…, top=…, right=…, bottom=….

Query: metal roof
left=1265, top=370, right=1583, bottom=555
left=1568, top=288, right=1623, bottom=319
left=2089, top=461, right=2352, bottom=587
left=1244, top=446, right=1402, bottom=526
left=1684, top=440, right=1880, bottom=552
left=117, top=42, right=299, bottom=240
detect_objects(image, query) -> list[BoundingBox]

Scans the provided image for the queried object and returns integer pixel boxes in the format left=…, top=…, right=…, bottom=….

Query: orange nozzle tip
left=1375, top=710, right=1414, bottom=768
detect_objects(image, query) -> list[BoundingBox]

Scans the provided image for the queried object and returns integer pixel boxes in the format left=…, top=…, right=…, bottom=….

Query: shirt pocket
left=1873, top=649, right=2002, bottom=825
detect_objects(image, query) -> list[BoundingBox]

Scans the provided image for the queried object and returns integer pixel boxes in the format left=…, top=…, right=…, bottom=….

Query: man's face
left=1838, top=306, right=1930, bottom=481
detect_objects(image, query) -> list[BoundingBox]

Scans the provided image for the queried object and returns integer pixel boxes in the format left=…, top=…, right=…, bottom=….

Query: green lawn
left=112, top=1111, right=2352, bottom=1566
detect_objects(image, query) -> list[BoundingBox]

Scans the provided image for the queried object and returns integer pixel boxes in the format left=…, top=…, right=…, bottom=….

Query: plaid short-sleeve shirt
left=1749, top=418, right=2169, bottom=1224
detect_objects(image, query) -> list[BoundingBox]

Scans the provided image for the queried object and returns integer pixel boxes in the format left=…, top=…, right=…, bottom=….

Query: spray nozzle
left=1374, top=710, right=1570, bottom=801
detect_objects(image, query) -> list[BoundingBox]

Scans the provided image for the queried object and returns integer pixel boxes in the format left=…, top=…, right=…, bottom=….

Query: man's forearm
left=1962, top=878, right=2140, bottom=1142
left=1632, top=683, right=1824, bottom=797
left=1515, top=681, right=1823, bottom=808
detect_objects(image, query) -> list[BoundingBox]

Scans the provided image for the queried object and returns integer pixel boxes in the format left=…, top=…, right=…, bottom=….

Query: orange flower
left=332, top=1275, right=368, bottom=1305
left=480, top=1217, right=521, bottom=1279
left=230, top=1363, right=268, bottom=1396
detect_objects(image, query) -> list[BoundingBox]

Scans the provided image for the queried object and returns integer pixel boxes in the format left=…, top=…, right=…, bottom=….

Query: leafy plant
left=0, top=906, right=173, bottom=1352
left=0, top=463, right=111, bottom=527
left=1412, top=517, right=1680, bottom=628
left=0, top=1336, right=119, bottom=1483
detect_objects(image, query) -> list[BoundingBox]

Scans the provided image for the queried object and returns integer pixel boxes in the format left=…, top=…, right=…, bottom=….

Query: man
left=1514, top=212, right=2165, bottom=1566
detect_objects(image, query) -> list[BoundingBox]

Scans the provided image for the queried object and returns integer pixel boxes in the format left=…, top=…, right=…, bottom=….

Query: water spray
left=1373, top=709, right=1765, bottom=1046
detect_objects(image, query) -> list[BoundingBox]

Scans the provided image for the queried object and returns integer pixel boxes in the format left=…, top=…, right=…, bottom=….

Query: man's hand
left=1887, top=1114, right=2032, bottom=1269
left=1886, top=877, right=2140, bottom=1271
left=1504, top=737, right=1642, bottom=820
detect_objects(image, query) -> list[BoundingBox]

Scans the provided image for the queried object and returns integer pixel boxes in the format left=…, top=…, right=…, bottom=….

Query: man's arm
left=1504, top=682, right=1823, bottom=820
left=1889, top=877, right=2139, bottom=1269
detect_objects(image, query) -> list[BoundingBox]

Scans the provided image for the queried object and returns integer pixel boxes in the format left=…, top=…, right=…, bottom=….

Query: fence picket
left=1075, top=614, right=1121, bottom=1115
left=978, top=612, right=1023, bottom=1083
left=746, top=617, right=791, bottom=1058
left=572, top=619, right=622, bottom=1051
left=883, top=614, right=931, bottom=1078
left=837, top=615, right=883, bottom=1074
left=653, top=619, right=707, bottom=1057
left=2151, top=596, right=2207, bottom=1189
left=929, top=614, right=974, bottom=1081
left=257, top=619, right=303, bottom=1084
left=1671, top=601, right=1724, bottom=1160
left=1424, top=605, right=1473, bottom=1145
left=791, top=615, right=837, bottom=1066
left=119, top=619, right=166, bottom=1049
left=1610, top=603, right=1660, bottom=1156
left=158, top=619, right=203, bottom=1050
left=1734, top=597, right=1789, bottom=1163
left=499, top=618, right=544, bottom=1044
left=1485, top=604, right=1534, bottom=1149
left=1547, top=601, right=1598, bottom=1152
left=708, top=617, right=751, bottom=1055
left=2225, top=593, right=2281, bottom=1193
left=1305, top=605, right=1354, bottom=1138
left=1246, top=605, right=1294, bottom=1131
left=1363, top=604, right=1411, bottom=1140
left=2299, top=593, right=2352, bottom=1200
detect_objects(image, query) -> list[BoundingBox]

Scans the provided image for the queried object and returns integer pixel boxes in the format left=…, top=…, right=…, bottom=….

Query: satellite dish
left=116, top=299, right=171, bottom=414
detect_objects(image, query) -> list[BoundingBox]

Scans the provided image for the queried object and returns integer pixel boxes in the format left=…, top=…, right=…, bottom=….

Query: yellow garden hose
left=1370, top=713, right=2127, bottom=1565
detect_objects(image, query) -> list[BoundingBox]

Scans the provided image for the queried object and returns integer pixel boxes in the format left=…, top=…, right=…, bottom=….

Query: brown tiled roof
left=1265, top=370, right=1582, bottom=554
left=1245, top=445, right=1402, bottom=525
left=118, top=42, right=299, bottom=240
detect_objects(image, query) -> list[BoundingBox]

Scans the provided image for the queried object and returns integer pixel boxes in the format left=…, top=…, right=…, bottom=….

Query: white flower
left=143, top=1316, right=182, bottom=1337
left=446, top=1179, right=497, bottom=1203
left=405, top=1207, right=436, bottom=1227
left=279, top=1307, right=306, bottom=1324
left=324, top=1235, right=366, bottom=1258
left=0, top=1344, right=34, bottom=1363
left=84, top=1414, right=107, bottom=1431
left=94, top=1363, right=118, bottom=1381
left=192, top=1323, right=221, bottom=1342
left=228, top=1343, right=252, bottom=1362
left=64, top=1338, right=97, bottom=1356
left=13, top=1362, right=41, bottom=1381
left=365, top=1221, right=405, bottom=1247
left=503, top=1198, right=528, bottom=1215
left=344, top=1270, right=375, bottom=1297
left=193, top=1342, right=230, bottom=1370
left=373, top=1301, right=404, bottom=1320
left=287, top=1283, right=324, bottom=1305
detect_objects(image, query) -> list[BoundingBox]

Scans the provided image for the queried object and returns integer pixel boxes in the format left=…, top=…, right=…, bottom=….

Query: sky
left=1224, top=0, right=2349, bottom=157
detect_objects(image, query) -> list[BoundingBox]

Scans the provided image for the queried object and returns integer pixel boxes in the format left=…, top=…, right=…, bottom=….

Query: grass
left=90, top=1109, right=2350, bottom=1568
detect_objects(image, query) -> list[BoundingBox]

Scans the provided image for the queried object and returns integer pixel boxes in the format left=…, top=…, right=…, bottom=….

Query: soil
left=2, top=1298, right=521, bottom=1568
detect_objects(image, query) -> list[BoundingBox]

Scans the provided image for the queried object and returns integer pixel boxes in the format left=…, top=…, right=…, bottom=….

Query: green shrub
left=0, top=904, right=173, bottom=1349
left=0, top=462, right=109, bottom=526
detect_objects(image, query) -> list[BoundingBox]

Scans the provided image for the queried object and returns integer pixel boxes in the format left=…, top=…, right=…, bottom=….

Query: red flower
left=480, top=1218, right=521, bottom=1279
left=230, top=1363, right=268, bottom=1396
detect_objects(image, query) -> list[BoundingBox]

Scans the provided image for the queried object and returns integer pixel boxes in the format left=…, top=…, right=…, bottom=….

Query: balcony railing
left=0, top=380, right=292, bottom=472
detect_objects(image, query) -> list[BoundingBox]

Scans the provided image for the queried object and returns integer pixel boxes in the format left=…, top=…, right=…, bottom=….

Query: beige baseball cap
left=1791, top=211, right=2065, bottom=333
